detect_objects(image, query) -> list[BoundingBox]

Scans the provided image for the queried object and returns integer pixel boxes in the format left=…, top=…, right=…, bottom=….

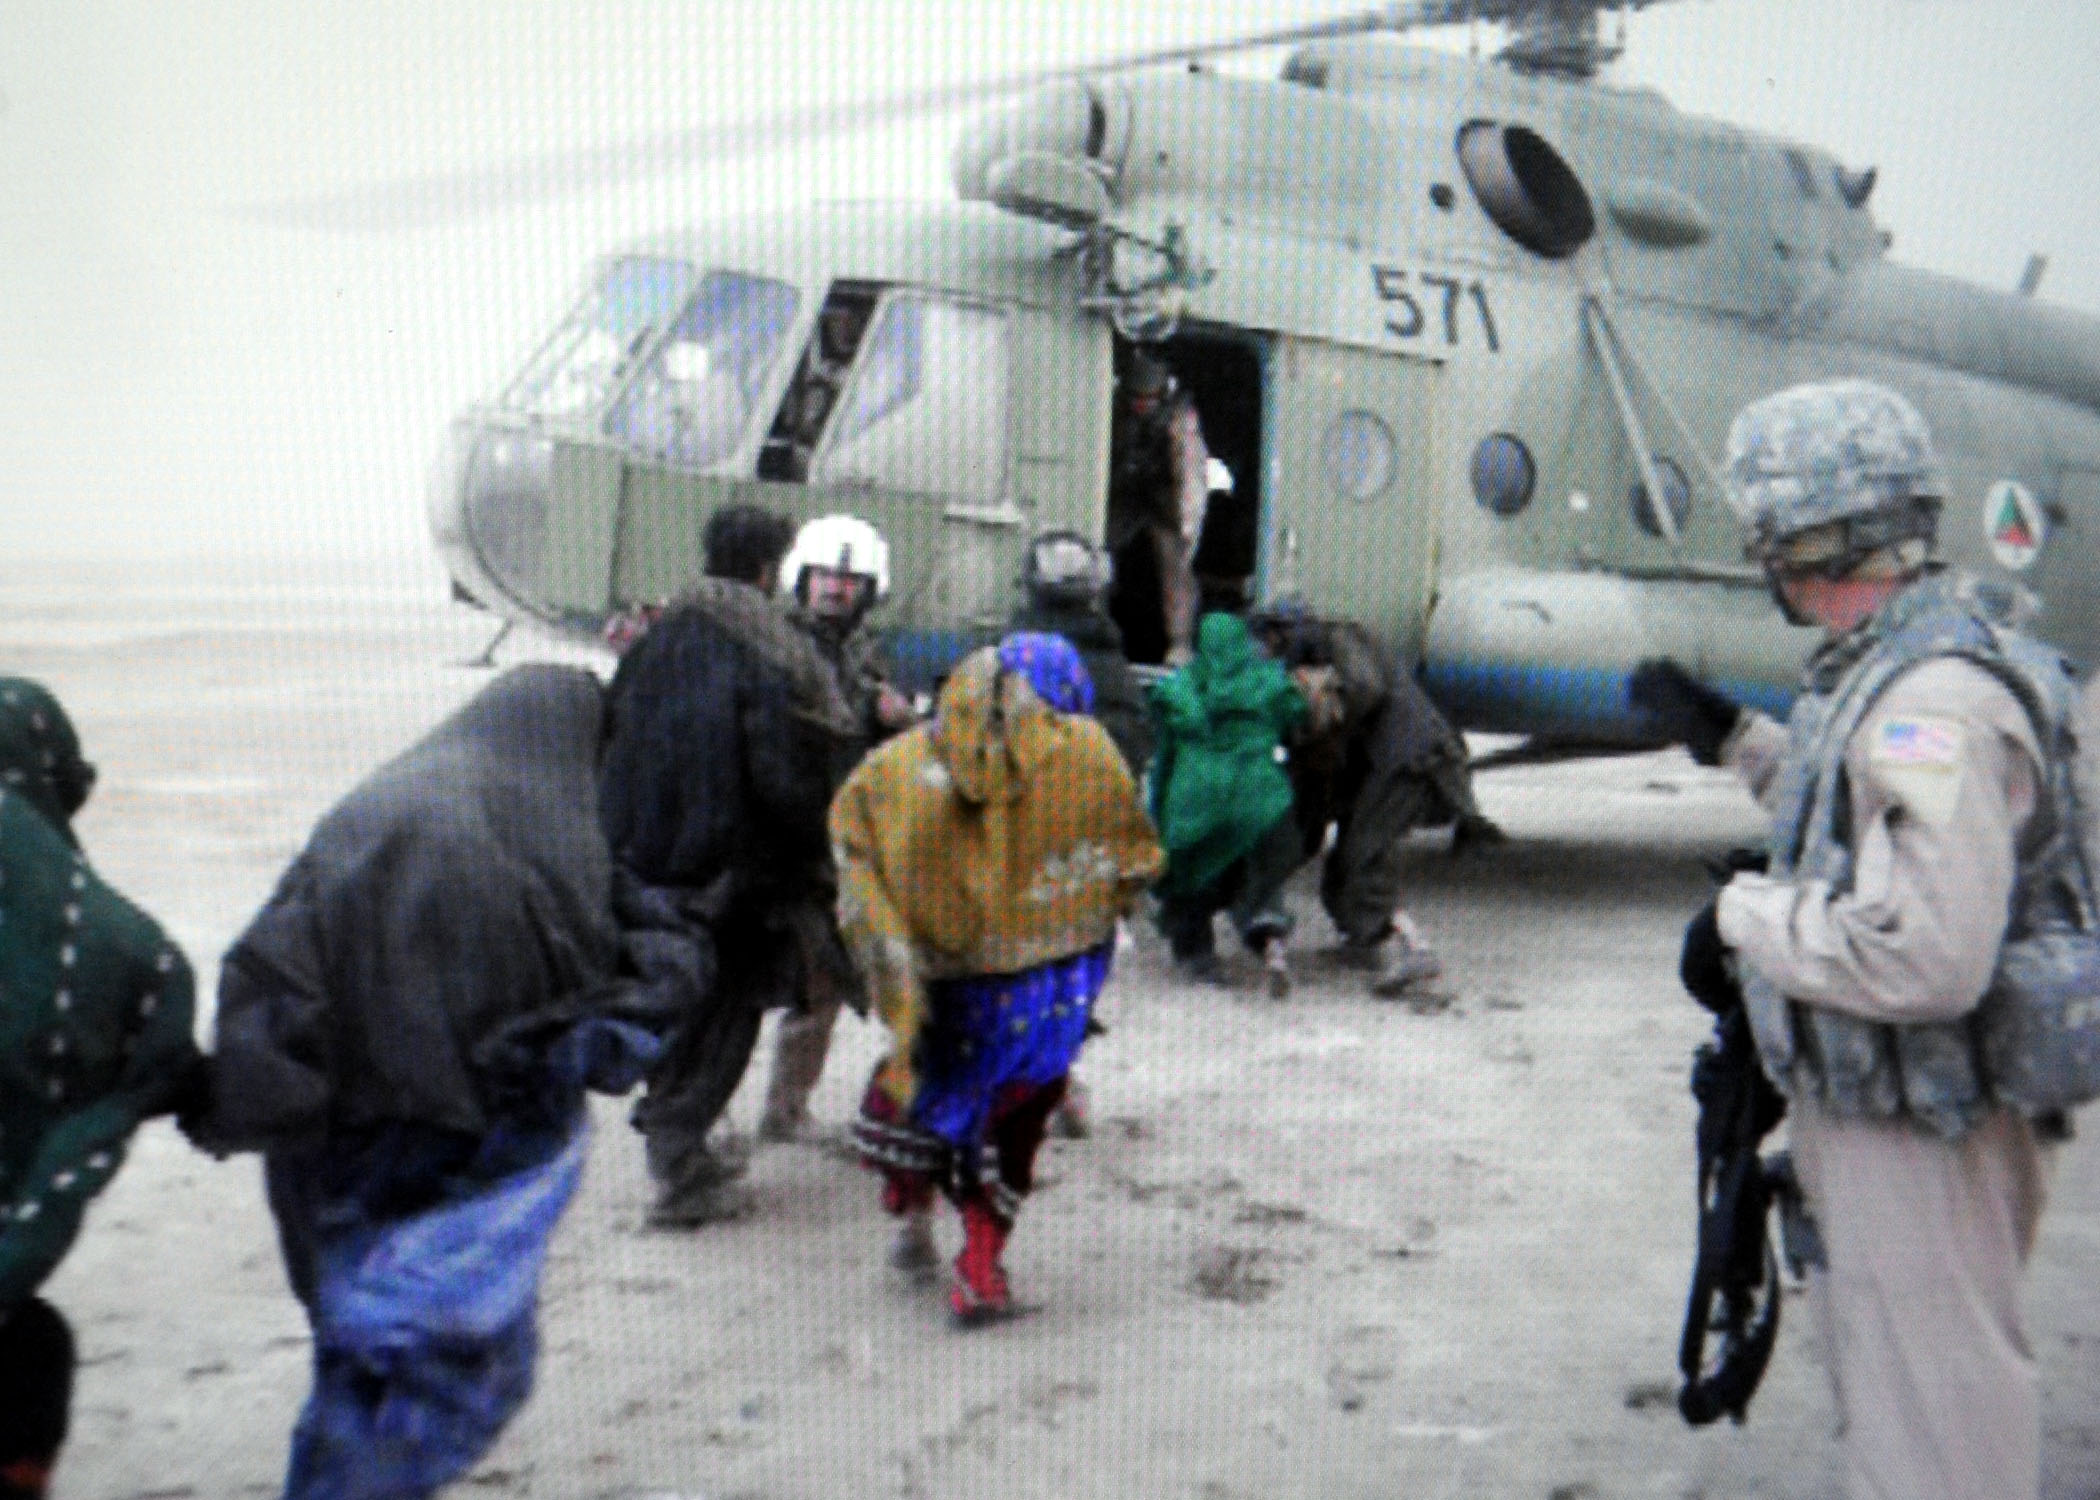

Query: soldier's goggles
left=1749, top=497, right=1940, bottom=580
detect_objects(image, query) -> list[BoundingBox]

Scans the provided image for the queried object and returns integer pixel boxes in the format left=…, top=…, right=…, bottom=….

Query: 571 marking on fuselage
left=1371, top=265, right=1500, bottom=353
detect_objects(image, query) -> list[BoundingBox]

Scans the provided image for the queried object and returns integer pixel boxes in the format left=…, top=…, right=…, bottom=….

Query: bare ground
left=15, top=567, right=2100, bottom=1500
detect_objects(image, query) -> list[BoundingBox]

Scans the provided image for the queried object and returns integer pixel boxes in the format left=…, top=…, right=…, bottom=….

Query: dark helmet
left=1023, top=530, right=1113, bottom=608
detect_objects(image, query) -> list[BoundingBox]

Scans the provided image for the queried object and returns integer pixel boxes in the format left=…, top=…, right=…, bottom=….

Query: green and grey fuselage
left=431, top=38, right=2100, bottom=741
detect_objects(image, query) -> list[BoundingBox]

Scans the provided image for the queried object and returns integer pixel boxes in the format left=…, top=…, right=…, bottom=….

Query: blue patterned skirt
left=914, top=942, right=1113, bottom=1147
left=855, top=942, right=1113, bottom=1203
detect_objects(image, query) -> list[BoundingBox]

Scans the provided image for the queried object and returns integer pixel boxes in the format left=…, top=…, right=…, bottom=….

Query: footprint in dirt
left=1324, top=1324, right=1399, bottom=1412
left=1190, top=1246, right=1277, bottom=1304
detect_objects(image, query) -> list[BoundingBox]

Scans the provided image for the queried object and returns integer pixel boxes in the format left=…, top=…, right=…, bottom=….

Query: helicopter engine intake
left=1455, top=120, right=1595, bottom=259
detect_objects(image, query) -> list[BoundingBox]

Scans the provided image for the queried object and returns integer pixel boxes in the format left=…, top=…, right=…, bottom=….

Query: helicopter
left=409, top=0, right=2100, bottom=749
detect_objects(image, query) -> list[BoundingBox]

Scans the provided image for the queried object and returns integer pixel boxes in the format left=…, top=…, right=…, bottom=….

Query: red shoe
left=950, top=1197, right=1012, bottom=1322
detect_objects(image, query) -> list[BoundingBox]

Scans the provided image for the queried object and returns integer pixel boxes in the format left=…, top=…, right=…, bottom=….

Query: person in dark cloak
left=1008, top=529, right=1154, bottom=780
left=598, top=503, right=860, bottom=1225
left=0, top=679, right=202, bottom=1500
left=198, top=666, right=664, bottom=1500
left=1248, top=602, right=1504, bottom=998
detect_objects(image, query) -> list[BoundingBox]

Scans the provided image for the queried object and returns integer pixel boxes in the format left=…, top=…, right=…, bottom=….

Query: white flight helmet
left=783, top=513, right=891, bottom=603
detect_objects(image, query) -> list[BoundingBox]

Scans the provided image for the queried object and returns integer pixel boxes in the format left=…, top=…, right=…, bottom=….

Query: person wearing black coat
left=1009, top=530, right=1154, bottom=781
left=1249, top=603, right=1503, bottom=998
left=597, top=504, right=859, bottom=1225
left=204, top=665, right=666, bottom=1499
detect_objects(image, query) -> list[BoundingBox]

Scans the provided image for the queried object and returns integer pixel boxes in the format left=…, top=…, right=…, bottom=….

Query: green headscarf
left=0, top=679, right=96, bottom=846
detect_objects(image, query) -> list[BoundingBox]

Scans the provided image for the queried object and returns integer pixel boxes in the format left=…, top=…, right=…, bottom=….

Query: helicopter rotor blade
left=226, top=3, right=1473, bottom=232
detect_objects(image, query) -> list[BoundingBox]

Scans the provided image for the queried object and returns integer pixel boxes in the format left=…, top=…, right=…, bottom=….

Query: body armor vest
left=1742, top=574, right=2100, bottom=1138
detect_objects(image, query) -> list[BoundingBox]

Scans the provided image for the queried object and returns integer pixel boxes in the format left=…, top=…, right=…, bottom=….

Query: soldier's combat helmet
left=1024, top=529, right=1113, bottom=608
left=1725, top=378, right=1946, bottom=580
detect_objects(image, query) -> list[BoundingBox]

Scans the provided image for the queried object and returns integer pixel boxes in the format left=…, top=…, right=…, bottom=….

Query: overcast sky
left=2, top=0, right=2096, bottom=578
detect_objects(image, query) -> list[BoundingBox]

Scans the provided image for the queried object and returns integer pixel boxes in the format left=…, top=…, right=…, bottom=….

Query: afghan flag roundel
left=1985, top=480, right=2045, bottom=572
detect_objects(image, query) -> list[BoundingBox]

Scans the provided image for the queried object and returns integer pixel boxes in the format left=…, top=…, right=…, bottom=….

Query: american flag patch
left=1873, top=716, right=1962, bottom=769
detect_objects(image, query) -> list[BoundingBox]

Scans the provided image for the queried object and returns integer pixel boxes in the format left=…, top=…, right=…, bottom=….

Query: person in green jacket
left=0, top=679, right=200, bottom=1499
left=1148, top=612, right=1308, bottom=995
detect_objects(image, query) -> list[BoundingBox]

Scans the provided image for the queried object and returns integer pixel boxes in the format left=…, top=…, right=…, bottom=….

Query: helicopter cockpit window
left=606, top=272, right=801, bottom=470
left=808, top=295, right=1010, bottom=505
left=503, top=257, right=696, bottom=419
left=758, top=288, right=879, bottom=482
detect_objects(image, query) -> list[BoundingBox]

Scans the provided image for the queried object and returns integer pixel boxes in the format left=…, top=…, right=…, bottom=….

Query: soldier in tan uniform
left=1633, top=379, right=2062, bottom=1500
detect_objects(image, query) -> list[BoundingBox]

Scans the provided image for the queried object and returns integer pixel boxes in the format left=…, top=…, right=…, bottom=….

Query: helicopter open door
left=1263, top=339, right=1445, bottom=660
left=1104, top=329, right=1268, bottom=663
left=1100, top=330, right=1440, bottom=661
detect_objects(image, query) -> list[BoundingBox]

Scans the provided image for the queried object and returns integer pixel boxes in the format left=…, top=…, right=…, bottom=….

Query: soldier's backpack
left=1972, top=646, right=2100, bottom=1115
